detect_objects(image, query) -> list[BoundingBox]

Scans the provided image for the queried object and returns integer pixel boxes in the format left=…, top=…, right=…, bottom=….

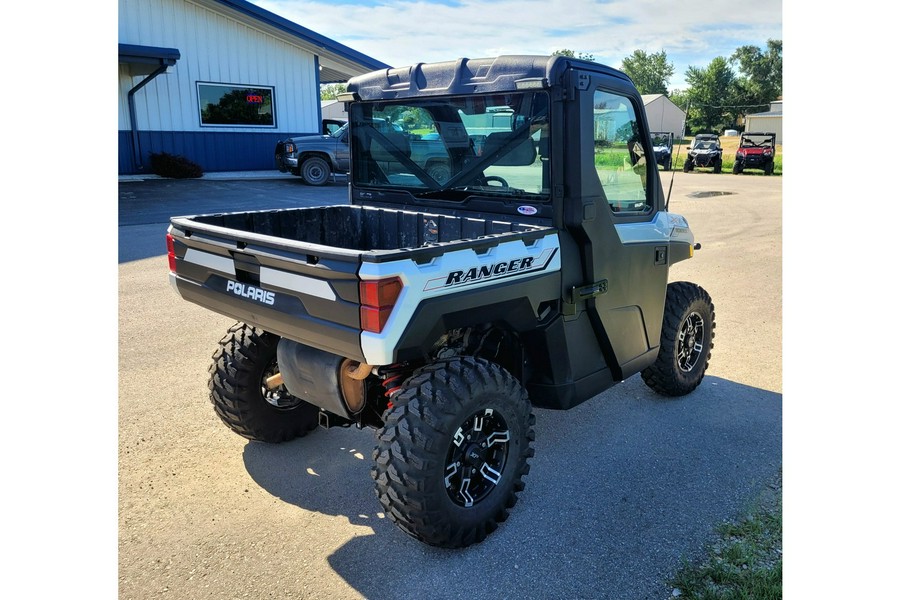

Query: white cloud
left=252, top=0, right=782, bottom=90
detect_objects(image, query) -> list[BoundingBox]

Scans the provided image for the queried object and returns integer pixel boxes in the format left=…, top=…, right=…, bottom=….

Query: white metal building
left=118, top=0, right=389, bottom=174
left=744, top=101, right=783, bottom=144
left=320, top=100, right=349, bottom=121
left=641, top=94, right=686, bottom=137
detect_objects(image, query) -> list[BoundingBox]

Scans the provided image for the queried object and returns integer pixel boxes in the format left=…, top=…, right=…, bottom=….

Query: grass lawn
left=668, top=471, right=783, bottom=599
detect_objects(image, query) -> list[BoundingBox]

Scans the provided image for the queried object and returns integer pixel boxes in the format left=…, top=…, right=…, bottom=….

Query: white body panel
left=358, top=234, right=562, bottom=365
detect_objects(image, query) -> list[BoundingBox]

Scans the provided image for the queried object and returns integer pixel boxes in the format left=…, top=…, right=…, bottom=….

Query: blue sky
left=251, top=0, right=782, bottom=90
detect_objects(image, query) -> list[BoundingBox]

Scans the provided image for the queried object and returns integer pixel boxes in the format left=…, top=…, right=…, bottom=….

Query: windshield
left=349, top=91, right=550, bottom=200
left=331, top=123, right=349, bottom=138
left=741, top=135, right=773, bottom=148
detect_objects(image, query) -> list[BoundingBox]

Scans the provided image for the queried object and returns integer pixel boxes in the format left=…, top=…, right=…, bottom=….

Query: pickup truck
left=276, top=120, right=453, bottom=185
left=168, top=55, right=715, bottom=549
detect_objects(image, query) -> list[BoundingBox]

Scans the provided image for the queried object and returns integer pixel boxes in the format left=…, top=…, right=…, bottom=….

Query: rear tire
left=300, top=156, right=331, bottom=186
left=208, top=322, right=319, bottom=442
left=641, top=283, right=715, bottom=397
left=372, top=357, right=535, bottom=548
left=425, top=161, right=451, bottom=184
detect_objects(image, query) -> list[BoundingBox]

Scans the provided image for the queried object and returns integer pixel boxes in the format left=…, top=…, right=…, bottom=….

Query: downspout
left=314, top=55, right=323, bottom=131
left=127, top=64, right=170, bottom=171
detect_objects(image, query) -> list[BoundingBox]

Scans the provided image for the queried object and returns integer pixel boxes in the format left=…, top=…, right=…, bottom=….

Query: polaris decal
left=517, top=205, right=538, bottom=216
left=226, top=280, right=275, bottom=306
left=424, top=248, right=557, bottom=291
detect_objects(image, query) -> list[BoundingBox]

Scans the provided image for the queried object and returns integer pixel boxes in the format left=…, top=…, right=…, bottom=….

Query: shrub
left=149, top=152, right=203, bottom=179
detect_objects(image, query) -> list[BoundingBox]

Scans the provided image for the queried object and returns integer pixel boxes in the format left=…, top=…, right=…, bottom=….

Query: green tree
left=552, top=49, right=595, bottom=62
left=730, top=39, right=782, bottom=120
left=684, top=57, right=738, bottom=133
left=620, top=50, right=675, bottom=95
left=320, top=83, right=347, bottom=101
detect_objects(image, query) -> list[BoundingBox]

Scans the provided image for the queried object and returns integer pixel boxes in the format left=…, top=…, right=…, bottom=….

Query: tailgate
left=167, top=222, right=366, bottom=362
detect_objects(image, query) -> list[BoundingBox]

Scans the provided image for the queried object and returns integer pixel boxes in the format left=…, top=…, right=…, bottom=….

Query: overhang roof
left=205, top=0, right=390, bottom=82
left=119, top=43, right=181, bottom=75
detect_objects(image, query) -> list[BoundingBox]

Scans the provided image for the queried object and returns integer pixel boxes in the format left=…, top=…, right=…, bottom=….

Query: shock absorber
left=375, top=363, right=413, bottom=410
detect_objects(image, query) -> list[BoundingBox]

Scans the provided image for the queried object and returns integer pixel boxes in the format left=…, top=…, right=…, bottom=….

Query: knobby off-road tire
left=641, top=282, right=716, bottom=396
left=208, top=322, right=319, bottom=443
left=372, top=357, right=535, bottom=548
left=732, top=162, right=743, bottom=174
left=300, top=156, right=331, bottom=186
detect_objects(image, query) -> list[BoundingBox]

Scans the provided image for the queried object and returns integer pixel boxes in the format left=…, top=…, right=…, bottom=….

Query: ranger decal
left=424, top=248, right=557, bottom=291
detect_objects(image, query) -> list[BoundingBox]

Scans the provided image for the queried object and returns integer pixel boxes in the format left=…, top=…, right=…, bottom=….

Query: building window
left=197, top=83, right=275, bottom=127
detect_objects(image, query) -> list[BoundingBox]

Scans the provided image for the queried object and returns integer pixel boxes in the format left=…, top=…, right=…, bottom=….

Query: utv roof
left=345, top=55, right=633, bottom=100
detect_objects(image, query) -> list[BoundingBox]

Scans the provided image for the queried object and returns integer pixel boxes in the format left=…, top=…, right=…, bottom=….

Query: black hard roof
left=347, top=55, right=632, bottom=100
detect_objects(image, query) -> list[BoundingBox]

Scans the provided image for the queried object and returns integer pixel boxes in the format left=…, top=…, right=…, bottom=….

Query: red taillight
left=166, top=233, right=177, bottom=272
left=359, top=277, right=403, bottom=333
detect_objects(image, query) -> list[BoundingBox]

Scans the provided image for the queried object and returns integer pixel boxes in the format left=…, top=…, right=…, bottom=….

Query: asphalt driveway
left=118, top=172, right=782, bottom=599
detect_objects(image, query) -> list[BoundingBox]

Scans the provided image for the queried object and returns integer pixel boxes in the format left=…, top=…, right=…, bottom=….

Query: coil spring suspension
left=377, top=364, right=413, bottom=410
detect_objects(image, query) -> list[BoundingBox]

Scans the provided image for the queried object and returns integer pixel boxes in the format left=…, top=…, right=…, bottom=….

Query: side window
left=593, top=90, right=651, bottom=214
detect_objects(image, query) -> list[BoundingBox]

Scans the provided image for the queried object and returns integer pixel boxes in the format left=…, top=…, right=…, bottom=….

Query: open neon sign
left=246, top=94, right=264, bottom=104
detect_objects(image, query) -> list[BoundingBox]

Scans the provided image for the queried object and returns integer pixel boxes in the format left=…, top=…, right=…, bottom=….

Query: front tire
left=641, top=283, right=715, bottom=397
left=300, top=156, right=331, bottom=186
left=208, top=322, right=319, bottom=442
left=372, top=357, right=535, bottom=548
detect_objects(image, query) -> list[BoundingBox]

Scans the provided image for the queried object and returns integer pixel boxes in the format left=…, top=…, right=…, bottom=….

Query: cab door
left=562, top=69, right=670, bottom=380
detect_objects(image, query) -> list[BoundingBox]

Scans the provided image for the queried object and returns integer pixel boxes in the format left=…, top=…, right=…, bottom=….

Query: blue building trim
left=118, top=130, right=320, bottom=174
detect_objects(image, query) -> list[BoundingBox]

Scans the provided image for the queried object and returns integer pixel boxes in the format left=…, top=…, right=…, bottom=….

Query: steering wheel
left=483, top=176, right=509, bottom=188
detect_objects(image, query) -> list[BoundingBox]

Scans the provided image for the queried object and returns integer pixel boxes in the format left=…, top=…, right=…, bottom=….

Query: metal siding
left=745, top=115, right=783, bottom=144
left=118, top=64, right=133, bottom=129
left=120, top=131, right=291, bottom=173
left=119, top=0, right=320, bottom=136
left=643, top=96, right=685, bottom=136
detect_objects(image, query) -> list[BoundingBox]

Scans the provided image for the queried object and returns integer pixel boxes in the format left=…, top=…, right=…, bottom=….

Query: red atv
left=733, top=132, right=776, bottom=175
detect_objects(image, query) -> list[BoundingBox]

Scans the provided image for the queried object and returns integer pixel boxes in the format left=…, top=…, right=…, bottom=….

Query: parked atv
left=651, top=132, right=674, bottom=170
left=168, top=55, right=716, bottom=549
left=683, top=134, right=722, bottom=173
left=733, top=131, right=776, bottom=175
